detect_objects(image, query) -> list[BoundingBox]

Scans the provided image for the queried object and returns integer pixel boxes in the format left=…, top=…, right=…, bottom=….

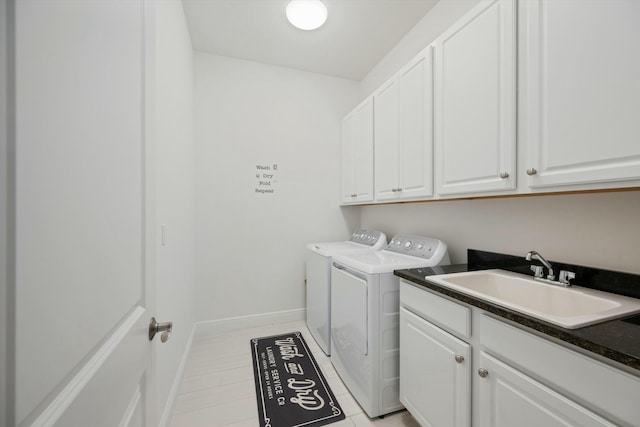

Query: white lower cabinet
left=400, top=307, right=471, bottom=427
left=399, top=280, right=640, bottom=427
left=477, top=352, right=615, bottom=427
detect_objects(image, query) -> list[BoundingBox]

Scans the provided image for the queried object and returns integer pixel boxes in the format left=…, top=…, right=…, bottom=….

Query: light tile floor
left=169, top=320, right=420, bottom=427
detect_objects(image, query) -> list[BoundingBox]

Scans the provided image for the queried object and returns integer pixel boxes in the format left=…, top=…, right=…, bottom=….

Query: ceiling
left=182, top=0, right=439, bottom=81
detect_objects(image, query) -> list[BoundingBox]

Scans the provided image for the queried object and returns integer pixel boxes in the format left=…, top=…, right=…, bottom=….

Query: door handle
left=149, top=317, right=173, bottom=343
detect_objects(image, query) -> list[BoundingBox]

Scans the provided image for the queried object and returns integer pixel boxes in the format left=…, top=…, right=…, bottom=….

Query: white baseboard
left=158, top=321, right=196, bottom=427
left=195, top=308, right=306, bottom=338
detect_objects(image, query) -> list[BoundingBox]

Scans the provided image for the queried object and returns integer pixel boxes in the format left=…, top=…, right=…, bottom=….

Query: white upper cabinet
left=341, top=113, right=356, bottom=203
left=373, top=76, right=400, bottom=201
left=399, top=47, right=435, bottom=200
left=342, top=0, right=640, bottom=205
left=524, top=0, right=640, bottom=188
left=341, top=97, right=374, bottom=204
left=435, top=0, right=516, bottom=196
left=374, top=47, right=434, bottom=202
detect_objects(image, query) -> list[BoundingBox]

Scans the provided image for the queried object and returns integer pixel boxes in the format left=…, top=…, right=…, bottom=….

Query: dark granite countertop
left=394, top=250, right=640, bottom=373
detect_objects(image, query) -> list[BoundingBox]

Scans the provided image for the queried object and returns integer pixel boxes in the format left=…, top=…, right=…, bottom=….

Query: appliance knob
left=405, top=241, right=412, bottom=248
left=417, top=244, right=424, bottom=249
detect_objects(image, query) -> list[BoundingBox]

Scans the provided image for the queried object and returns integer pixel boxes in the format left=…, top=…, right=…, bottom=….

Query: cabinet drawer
left=480, top=314, right=640, bottom=426
left=400, top=280, right=471, bottom=339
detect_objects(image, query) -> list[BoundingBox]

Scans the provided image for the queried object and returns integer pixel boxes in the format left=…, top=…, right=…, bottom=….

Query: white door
left=373, top=76, right=400, bottom=201
left=11, top=1, right=159, bottom=426
left=399, top=307, right=471, bottom=427
left=353, top=98, right=375, bottom=203
left=341, top=97, right=374, bottom=204
left=524, top=0, right=640, bottom=188
left=477, top=352, right=615, bottom=427
left=331, top=266, right=368, bottom=357
left=398, top=46, right=434, bottom=200
left=434, top=0, right=516, bottom=196
left=341, top=113, right=357, bottom=203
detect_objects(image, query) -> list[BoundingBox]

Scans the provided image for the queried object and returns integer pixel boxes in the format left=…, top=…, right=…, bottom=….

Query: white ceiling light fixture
left=286, top=0, right=328, bottom=31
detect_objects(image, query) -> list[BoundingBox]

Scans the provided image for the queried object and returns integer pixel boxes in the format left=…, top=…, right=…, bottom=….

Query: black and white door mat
left=250, top=331, right=345, bottom=427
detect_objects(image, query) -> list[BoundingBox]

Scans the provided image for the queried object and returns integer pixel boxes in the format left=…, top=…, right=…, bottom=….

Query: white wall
left=361, top=192, right=640, bottom=274
left=154, top=0, right=196, bottom=425
left=194, top=53, right=360, bottom=322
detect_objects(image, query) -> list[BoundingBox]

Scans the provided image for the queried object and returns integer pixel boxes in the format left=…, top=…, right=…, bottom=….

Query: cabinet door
left=435, top=0, right=516, bottom=195
left=400, top=307, right=471, bottom=427
left=525, top=0, right=640, bottom=188
left=374, top=77, right=400, bottom=201
left=398, top=47, right=434, bottom=200
left=341, top=113, right=356, bottom=203
left=354, top=98, right=375, bottom=202
left=341, top=98, right=374, bottom=204
left=477, top=352, right=615, bottom=427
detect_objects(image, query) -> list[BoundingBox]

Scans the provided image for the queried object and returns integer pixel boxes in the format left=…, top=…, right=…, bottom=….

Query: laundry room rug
left=250, top=331, right=345, bottom=427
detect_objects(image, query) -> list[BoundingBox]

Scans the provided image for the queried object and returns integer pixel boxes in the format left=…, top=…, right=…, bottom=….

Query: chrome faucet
left=525, top=250, right=555, bottom=281
left=525, top=250, right=576, bottom=287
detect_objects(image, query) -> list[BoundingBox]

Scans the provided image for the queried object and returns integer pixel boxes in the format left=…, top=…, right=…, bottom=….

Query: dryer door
left=331, top=265, right=368, bottom=356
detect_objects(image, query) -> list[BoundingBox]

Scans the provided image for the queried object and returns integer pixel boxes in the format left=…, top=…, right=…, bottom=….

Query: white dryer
left=306, top=229, right=387, bottom=356
left=330, top=235, right=450, bottom=418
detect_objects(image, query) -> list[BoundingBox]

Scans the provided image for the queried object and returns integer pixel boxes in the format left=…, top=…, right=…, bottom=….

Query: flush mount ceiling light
left=286, top=0, right=328, bottom=31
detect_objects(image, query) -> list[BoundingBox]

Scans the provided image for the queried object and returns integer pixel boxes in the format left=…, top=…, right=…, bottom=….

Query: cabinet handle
left=391, top=188, right=397, bottom=192
left=350, top=194, right=357, bottom=197
left=499, top=172, right=509, bottom=179
left=455, top=354, right=464, bottom=364
left=478, top=368, right=489, bottom=378
left=526, top=168, right=538, bottom=176
left=397, top=187, right=402, bottom=192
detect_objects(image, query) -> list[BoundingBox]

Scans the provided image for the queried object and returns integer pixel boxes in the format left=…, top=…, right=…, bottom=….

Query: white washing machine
left=306, top=229, right=387, bottom=356
left=330, top=235, right=450, bottom=418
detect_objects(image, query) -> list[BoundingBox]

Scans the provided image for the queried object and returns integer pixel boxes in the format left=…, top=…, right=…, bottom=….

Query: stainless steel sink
left=426, top=269, right=640, bottom=329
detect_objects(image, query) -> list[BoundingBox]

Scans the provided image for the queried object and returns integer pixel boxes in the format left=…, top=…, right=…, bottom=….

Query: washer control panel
left=386, top=235, right=444, bottom=259
left=349, top=229, right=386, bottom=247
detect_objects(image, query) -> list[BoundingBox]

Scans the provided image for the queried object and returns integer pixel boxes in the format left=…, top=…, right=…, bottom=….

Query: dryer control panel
left=349, top=229, right=386, bottom=248
left=386, top=234, right=448, bottom=260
